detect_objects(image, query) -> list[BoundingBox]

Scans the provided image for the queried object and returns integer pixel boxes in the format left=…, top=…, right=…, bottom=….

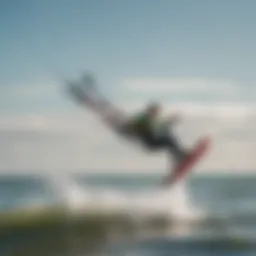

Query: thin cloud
left=122, top=77, right=254, bottom=101
left=0, top=76, right=255, bottom=171
left=0, top=105, right=256, bottom=172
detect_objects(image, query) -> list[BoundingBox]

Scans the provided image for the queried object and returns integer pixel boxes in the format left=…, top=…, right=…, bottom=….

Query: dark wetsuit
left=129, top=112, right=186, bottom=162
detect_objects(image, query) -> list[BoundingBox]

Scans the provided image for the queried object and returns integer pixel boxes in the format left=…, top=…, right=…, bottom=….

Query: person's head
left=146, top=101, right=161, bottom=118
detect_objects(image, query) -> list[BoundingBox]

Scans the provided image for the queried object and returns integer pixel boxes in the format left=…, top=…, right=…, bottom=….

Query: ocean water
left=1, top=172, right=256, bottom=255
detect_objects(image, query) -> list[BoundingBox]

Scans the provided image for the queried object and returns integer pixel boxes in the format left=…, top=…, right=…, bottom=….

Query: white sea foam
left=52, top=175, right=206, bottom=222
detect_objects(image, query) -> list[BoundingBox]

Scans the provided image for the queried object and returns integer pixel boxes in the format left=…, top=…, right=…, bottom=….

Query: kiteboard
left=162, top=136, right=211, bottom=187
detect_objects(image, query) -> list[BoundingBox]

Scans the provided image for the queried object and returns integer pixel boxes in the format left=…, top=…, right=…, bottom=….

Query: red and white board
left=163, top=136, right=211, bottom=187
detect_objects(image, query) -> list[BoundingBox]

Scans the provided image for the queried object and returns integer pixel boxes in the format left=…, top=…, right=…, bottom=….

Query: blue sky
left=1, top=0, right=256, bottom=171
left=1, top=0, right=256, bottom=115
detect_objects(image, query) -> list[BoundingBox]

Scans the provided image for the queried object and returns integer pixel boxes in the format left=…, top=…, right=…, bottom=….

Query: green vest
left=132, top=113, right=153, bottom=135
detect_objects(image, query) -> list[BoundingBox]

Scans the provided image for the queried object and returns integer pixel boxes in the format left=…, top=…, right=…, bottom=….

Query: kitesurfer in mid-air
left=121, top=102, right=188, bottom=165
left=67, top=74, right=188, bottom=166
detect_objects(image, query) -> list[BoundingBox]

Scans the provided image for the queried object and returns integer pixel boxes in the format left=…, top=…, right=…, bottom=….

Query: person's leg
left=142, top=133, right=188, bottom=163
left=164, top=134, right=188, bottom=162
